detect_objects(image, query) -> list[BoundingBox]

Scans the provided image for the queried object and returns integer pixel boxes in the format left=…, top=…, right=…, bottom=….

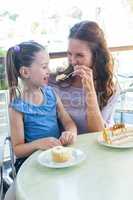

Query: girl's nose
left=45, top=69, right=50, bottom=77
left=46, top=72, right=49, bottom=77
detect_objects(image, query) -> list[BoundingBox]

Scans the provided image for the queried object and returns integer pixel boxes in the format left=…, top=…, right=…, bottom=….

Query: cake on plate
left=51, top=146, right=72, bottom=163
left=101, top=123, right=133, bottom=145
left=110, top=123, right=126, bottom=135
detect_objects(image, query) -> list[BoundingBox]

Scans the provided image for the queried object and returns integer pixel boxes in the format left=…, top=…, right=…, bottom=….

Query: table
left=16, top=133, right=133, bottom=200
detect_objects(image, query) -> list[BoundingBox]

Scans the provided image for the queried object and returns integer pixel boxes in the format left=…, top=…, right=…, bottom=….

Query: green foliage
left=128, top=0, right=133, bottom=12
left=0, top=57, right=7, bottom=90
left=0, top=79, right=8, bottom=90
left=0, top=10, right=19, bottom=21
left=0, top=48, right=6, bottom=57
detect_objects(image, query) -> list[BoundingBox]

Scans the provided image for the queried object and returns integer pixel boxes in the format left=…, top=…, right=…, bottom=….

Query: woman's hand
left=74, top=65, right=95, bottom=92
left=36, top=137, right=62, bottom=150
left=59, top=131, right=77, bottom=146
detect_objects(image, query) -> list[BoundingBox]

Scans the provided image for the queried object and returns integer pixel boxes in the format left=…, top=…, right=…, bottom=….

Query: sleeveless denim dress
left=10, top=86, right=60, bottom=172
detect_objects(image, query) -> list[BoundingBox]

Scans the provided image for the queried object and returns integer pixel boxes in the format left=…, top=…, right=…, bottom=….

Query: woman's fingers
left=74, top=65, right=93, bottom=80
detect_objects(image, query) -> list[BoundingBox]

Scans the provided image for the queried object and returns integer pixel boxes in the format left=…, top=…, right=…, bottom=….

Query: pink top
left=49, top=80, right=120, bottom=134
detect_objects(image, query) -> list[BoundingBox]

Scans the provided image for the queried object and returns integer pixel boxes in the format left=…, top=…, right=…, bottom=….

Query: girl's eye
left=42, top=65, right=48, bottom=69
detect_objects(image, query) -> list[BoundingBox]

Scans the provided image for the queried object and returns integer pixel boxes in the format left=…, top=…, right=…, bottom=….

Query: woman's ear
left=19, top=66, right=30, bottom=79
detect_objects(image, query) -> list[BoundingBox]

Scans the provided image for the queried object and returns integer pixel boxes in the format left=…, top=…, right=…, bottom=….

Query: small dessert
left=51, top=146, right=72, bottom=163
left=102, top=128, right=112, bottom=144
left=110, top=123, right=126, bottom=135
left=101, top=123, right=133, bottom=145
left=56, top=74, right=67, bottom=82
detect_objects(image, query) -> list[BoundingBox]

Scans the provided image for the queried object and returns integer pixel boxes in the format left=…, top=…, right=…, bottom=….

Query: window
left=0, top=0, right=133, bottom=52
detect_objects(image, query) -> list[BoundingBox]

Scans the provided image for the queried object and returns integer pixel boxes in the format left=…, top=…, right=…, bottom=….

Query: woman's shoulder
left=113, top=77, right=121, bottom=95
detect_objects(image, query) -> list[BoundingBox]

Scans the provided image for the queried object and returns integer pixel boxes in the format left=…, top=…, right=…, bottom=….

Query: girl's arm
left=56, top=95, right=77, bottom=145
left=9, top=108, right=61, bottom=158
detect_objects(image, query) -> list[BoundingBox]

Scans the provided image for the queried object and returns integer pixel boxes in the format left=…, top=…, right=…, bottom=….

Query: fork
left=63, top=71, right=75, bottom=80
left=60, top=70, right=78, bottom=81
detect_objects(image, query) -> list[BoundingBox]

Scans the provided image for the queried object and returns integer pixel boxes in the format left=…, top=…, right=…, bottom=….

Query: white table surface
left=16, top=133, right=133, bottom=200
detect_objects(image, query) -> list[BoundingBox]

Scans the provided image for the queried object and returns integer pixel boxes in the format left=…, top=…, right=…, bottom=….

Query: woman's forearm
left=86, top=91, right=105, bottom=132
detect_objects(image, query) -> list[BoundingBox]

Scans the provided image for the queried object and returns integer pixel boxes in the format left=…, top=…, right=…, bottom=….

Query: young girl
left=6, top=41, right=77, bottom=168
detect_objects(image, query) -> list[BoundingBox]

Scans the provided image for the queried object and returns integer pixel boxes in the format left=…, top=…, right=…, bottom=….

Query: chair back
left=0, top=90, right=16, bottom=199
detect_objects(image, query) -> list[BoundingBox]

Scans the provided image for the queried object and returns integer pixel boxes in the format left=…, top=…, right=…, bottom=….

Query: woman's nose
left=69, top=56, right=78, bottom=66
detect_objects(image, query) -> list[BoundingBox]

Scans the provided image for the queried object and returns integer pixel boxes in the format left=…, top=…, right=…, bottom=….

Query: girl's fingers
left=59, top=132, right=71, bottom=145
left=49, top=138, right=61, bottom=146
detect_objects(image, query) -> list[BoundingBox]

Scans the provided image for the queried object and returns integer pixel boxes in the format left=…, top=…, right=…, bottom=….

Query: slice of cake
left=102, top=128, right=112, bottom=144
left=51, top=146, right=72, bottom=163
left=56, top=74, right=67, bottom=82
left=110, top=123, right=126, bottom=135
left=101, top=123, right=133, bottom=145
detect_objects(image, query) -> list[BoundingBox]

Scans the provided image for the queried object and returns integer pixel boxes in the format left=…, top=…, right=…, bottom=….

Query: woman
left=50, top=20, right=119, bottom=134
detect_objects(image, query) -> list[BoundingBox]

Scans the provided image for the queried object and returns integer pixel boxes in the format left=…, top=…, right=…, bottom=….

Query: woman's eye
left=77, top=54, right=83, bottom=58
left=67, top=52, right=72, bottom=56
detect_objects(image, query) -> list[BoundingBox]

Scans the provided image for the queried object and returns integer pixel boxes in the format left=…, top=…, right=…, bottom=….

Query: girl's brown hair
left=6, top=41, right=45, bottom=102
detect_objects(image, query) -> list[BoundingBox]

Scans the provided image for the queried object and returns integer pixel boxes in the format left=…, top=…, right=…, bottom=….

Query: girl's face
left=27, top=50, right=49, bottom=87
left=67, top=39, right=93, bottom=69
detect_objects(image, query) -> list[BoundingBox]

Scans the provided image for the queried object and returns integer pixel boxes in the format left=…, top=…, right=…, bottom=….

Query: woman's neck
left=71, top=76, right=83, bottom=88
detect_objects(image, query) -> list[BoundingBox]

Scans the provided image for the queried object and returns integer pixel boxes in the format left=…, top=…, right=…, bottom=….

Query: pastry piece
left=110, top=133, right=133, bottom=145
left=102, top=128, right=112, bottom=144
left=51, top=146, right=72, bottom=163
left=56, top=74, right=67, bottom=82
left=101, top=123, right=133, bottom=145
left=110, top=123, right=126, bottom=135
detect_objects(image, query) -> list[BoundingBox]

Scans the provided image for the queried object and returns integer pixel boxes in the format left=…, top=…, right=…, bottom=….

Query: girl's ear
left=19, top=66, right=30, bottom=79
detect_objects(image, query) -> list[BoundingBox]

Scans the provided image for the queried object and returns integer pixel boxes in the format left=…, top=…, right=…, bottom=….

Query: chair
left=114, top=73, right=133, bottom=124
left=0, top=90, right=16, bottom=199
left=0, top=136, right=16, bottom=200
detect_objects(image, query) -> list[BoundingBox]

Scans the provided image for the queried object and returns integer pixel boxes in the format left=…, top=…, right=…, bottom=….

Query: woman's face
left=67, top=39, right=93, bottom=68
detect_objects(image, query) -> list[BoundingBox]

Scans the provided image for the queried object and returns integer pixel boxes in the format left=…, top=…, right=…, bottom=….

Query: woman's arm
left=56, top=95, right=77, bottom=145
left=75, top=65, right=105, bottom=132
left=9, top=108, right=61, bottom=158
left=83, top=76, right=105, bottom=131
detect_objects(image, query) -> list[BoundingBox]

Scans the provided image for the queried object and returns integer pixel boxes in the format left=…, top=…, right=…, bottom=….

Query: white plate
left=98, top=135, right=133, bottom=149
left=37, top=147, right=86, bottom=168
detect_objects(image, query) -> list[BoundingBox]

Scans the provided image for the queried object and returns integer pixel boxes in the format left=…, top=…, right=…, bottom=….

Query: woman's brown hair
left=68, top=20, right=114, bottom=109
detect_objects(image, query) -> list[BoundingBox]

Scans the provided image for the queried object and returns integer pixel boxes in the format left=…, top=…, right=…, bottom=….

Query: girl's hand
left=59, top=131, right=77, bottom=146
left=36, top=137, right=62, bottom=150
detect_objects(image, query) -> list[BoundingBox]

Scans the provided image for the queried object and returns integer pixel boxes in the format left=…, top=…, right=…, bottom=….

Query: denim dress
left=10, top=86, right=60, bottom=172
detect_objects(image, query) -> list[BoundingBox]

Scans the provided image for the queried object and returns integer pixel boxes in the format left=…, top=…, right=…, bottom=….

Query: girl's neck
left=23, top=87, right=40, bottom=95
left=22, top=85, right=44, bottom=105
